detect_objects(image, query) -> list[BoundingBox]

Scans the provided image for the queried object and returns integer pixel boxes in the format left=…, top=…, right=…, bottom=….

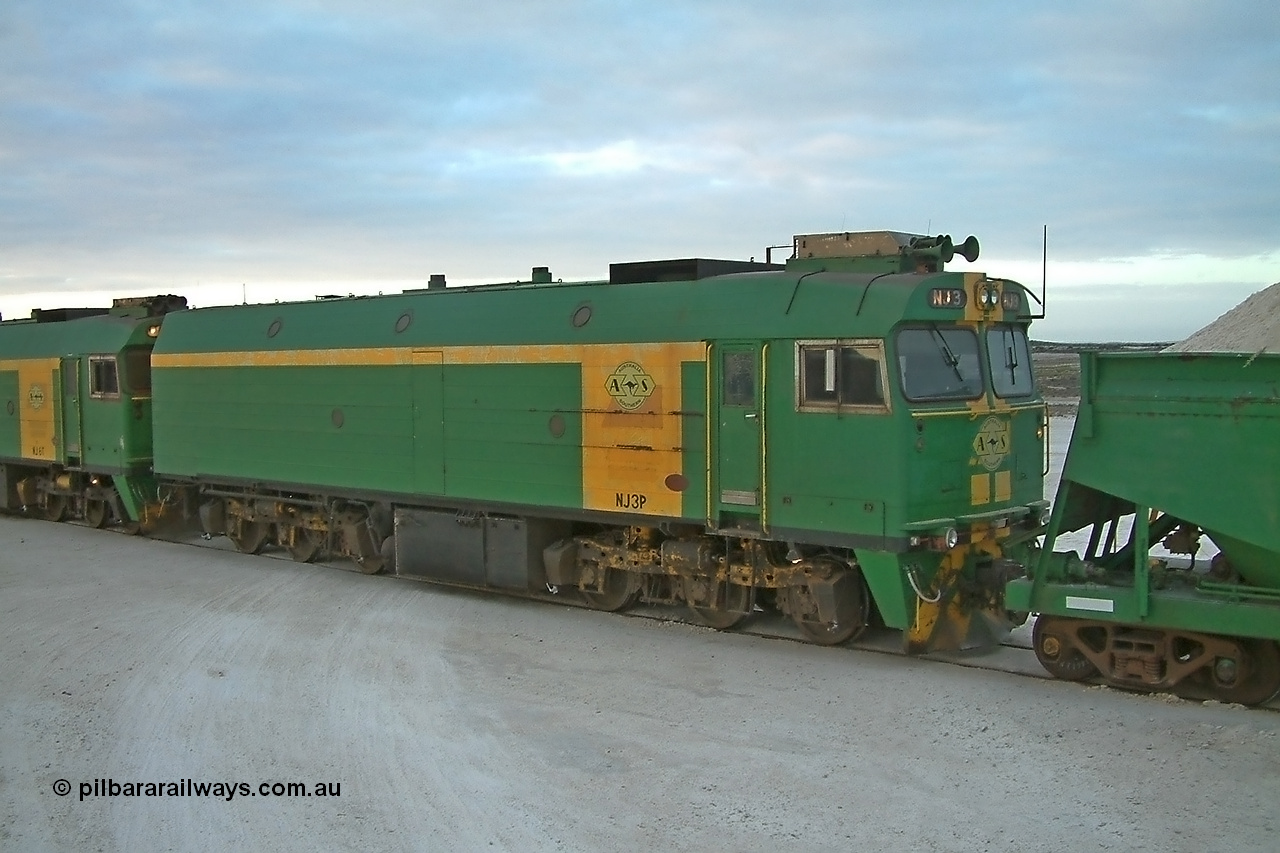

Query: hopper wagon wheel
left=1189, top=638, right=1280, bottom=706
left=581, top=568, right=639, bottom=612
left=1032, top=616, right=1099, bottom=682
left=787, top=567, right=869, bottom=646
left=42, top=493, right=68, bottom=522
left=684, top=579, right=752, bottom=630
left=229, top=519, right=270, bottom=555
left=84, top=499, right=109, bottom=529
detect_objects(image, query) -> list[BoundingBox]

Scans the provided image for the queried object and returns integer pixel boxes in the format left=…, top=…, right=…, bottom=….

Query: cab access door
left=710, top=341, right=766, bottom=533
left=59, top=356, right=83, bottom=466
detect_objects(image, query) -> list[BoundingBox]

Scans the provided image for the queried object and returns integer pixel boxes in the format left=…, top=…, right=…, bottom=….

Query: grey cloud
left=0, top=0, right=1276, bottom=337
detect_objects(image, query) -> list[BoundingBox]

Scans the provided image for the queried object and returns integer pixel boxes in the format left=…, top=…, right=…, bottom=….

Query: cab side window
left=797, top=341, right=889, bottom=412
left=89, top=356, right=120, bottom=399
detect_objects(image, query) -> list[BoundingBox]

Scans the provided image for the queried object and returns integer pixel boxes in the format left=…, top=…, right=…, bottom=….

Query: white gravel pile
left=1164, top=281, right=1280, bottom=354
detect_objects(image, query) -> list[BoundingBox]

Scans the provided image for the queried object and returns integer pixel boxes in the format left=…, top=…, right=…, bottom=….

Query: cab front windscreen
left=987, top=324, right=1033, bottom=398
left=895, top=327, right=983, bottom=402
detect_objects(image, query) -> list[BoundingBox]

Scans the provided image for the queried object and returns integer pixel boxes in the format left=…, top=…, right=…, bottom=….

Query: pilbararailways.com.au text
left=54, top=778, right=341, bottom=801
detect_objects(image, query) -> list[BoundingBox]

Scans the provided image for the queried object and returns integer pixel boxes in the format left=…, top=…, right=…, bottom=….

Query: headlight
left=976, top=282, right=1000, bottom=310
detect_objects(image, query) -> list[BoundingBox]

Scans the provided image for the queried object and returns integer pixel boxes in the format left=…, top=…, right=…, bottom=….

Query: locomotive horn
left=943, top=235, right=980, bottom=264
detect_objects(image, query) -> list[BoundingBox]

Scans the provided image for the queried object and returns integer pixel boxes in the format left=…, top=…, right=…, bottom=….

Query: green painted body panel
left=442, top=364, right=582, bottom=507
left=1013, top=351, right=1280, bottom=640
left=115, top=474, right=159, bottom=521
left=0, top=314, right=151, bottom=360
left=77, top=382, right=153, bottom=472
left=153, top=361, right=588, bottom=509
left=1005, top=577, right=1280, bottom=640
left=857, top=551, right=914, bottom=629
left=0, top=371, right=17, bottom=457
left=155, top=365, right=417, bottom=493
left=679, top=361, right=707, bottom=520
left=412, top=359, right=444, bottom=495
left=766, top=402, right=896, bottom=541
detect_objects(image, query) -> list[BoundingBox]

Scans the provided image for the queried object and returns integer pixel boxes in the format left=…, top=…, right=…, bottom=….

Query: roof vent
left=427, top=274, right=447, bottom=290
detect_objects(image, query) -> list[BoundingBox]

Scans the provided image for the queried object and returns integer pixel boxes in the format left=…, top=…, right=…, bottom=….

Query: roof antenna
left=1027, top=225, right=1047, bottom=320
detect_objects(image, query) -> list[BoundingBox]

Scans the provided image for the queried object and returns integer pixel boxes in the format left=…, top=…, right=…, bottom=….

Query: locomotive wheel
left=1185, top=639, right=1280, bottom=706
left=349, top=532, right=387, bottom=574
left=1032, top=617, right=1099, bottom=681
left=352, top=550, right=385, bottom=575
left=379, top=535, right=397, bottom=575
left=581, top=569, right=638, bottom=612
left=286, top=529, right=323, bottom=563
left=229, top=520, right=270, bottom=555
left=787, top=569, right=867, bottom=646
left=84, top=499, right=109, bottom=529
left=43, top=494, right=67, bottom=522
left=685, top=580, right=751, bottom=630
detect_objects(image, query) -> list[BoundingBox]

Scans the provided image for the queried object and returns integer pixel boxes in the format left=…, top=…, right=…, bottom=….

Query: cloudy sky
left=2, top=0, right=1277, bottom=340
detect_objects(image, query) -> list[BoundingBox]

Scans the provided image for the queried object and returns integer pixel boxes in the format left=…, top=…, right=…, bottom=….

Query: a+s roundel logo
left=972, top=415, right=1010, bottom=471
left=28, top=383, right=45, bottom=411
left=605, top=362, right=655, bottom=410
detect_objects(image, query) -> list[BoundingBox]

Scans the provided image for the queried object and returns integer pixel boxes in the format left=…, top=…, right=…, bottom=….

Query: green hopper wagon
left=1006, top=350, right=1280, bottom=704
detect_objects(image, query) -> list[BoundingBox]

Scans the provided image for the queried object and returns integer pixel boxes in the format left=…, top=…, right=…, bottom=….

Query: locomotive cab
left=0, top=295, right=187, bottom=526
left=763, top=232, right=1047, bottom=651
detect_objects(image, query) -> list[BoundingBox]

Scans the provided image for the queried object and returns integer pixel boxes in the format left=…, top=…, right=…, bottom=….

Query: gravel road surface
left=3, top=514, right=1278, bottom=852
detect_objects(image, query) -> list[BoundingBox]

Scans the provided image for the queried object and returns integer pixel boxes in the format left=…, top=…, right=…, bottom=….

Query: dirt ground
left=1031, top=351, right=1081, bottom=400
left=3, top=515, right=1278, bottom=852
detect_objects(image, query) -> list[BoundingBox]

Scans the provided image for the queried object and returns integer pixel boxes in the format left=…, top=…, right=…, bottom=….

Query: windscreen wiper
left=929, top=324, right=966, bottom=384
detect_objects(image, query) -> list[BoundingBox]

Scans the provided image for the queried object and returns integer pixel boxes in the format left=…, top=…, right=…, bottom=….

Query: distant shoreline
left=1031, top=341, right=1167, bottom=415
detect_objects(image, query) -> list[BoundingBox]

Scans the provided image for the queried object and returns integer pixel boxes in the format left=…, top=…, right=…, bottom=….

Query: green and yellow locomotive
left=0, top=295, right=185, bottom=528
left=140, top=230, right=1045, bottom=651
